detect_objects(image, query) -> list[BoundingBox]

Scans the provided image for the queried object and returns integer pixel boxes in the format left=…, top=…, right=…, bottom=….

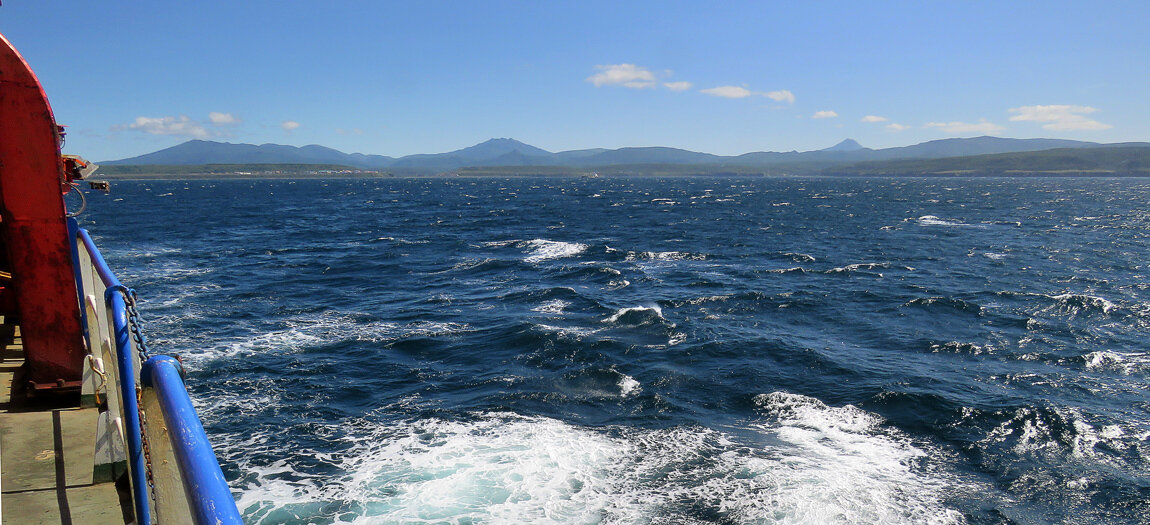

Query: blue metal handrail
left=77, top=229, right=120, bottom=288
left=106, top=288, right=150, bottom=525
left=77, top=228, right=241, bottom=524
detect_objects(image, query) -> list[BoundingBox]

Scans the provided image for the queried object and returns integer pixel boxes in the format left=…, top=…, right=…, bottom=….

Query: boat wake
left=227, top=394, right=967, bottom=524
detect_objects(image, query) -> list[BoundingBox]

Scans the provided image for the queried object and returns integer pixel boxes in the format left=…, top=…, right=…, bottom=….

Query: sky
left=1, top=1, right=1147, bottom=161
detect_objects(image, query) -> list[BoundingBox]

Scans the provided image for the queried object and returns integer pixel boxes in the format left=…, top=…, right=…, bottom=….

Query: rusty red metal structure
left=0, top=33, right=86, bottom=390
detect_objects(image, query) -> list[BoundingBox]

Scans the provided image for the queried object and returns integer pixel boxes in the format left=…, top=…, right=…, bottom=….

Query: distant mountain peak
left=824, top=139, right=864, bottom=152
left=453, top=138, right=552, bottom=159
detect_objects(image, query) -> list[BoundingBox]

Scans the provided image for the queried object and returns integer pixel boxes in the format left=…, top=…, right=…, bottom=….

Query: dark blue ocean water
left=81, top=177, right=1150, bottom=524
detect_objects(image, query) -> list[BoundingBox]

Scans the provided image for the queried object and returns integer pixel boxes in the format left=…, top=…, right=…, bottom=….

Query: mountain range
left=103, top=136, right=1148, bottom=173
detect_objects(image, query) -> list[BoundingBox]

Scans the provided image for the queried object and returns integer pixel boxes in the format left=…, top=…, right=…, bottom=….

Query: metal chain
left=111, top=285, right=151, bottom=362
left=136, top=388, right=158, bottom=508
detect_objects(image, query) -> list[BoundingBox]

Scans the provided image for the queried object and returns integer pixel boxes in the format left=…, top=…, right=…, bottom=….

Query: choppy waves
left=81, top=177, right=1150, bottom=524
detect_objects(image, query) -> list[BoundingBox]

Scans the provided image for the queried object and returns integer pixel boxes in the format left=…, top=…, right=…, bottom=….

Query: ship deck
left=0, top=318, right=130, bottom=524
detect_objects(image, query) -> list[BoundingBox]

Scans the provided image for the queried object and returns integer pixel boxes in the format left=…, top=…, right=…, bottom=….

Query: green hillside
left=824, top=146, right=1150, bottom=176
left=96, top=163, right=385, bottom=178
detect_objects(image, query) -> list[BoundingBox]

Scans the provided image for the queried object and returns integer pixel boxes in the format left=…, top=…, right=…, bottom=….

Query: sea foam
left=230, top=404, right=966, bottom=524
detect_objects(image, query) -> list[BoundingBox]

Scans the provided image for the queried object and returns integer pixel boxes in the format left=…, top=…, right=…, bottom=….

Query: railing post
left=141, top=356, right=242, bottom=525
left=139, top=383, right=194, bottom=522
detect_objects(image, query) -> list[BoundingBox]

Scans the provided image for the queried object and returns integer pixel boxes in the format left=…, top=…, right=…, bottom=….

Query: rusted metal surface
left=0, top=33, right=86, bottom=389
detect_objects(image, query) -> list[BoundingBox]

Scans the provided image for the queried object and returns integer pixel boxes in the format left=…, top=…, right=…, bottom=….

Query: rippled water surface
left=82, top=177, right=1150, bottom=524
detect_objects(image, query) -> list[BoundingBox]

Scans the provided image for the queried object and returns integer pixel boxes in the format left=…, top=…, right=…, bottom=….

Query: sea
left=79, top=176, right=1150, bottom=524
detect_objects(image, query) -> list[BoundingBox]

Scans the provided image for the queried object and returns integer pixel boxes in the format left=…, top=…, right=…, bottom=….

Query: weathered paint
left=0, top=33, right=86, bottom=387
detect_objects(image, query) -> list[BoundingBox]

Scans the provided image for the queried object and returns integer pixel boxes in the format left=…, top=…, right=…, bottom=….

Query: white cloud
left=812, top=110, right=838, bottom=119
left=336, top=128, right=364, bottom=135
left=765, top=90, right=795, bottom=104
left=118, top=115, right=209, bottom=138
left=700, top=85, right=795, bottom=103
left=663, top=81, right=693, bottom=92
left=1008, top=105, right=1111, bottom=131
left=861, top=115, right=888, bottom=123
left=208, top=112, right=240, bottom=125
left=114, top=112, right=246, bottom=138
left=886, top=123, right=910, bottom=131
left=700, top=85, right=754, bottom=99
left=281, top=121, right=301, bottom=132
left=586, top=64, right=657, bottom=89
left=924, top=119, right=1005, bottom=134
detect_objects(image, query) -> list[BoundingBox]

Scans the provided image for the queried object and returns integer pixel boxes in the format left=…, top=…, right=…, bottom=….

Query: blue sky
left=2, top=2, right=1147, bottom=161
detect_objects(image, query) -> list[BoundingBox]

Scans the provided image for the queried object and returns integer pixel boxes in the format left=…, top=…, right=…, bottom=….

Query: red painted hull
left=0, top=33, right=86, bottom=388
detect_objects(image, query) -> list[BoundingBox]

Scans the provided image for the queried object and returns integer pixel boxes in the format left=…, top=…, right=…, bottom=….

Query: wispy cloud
left=586, top=64, right=657, bottom=89
left=281, top=121, right=301, bottom=132
left=336, top=128, right=364, bottom=135
left=886, top=123, right=910, bottom=131
left=765, top=90, right=795, bottom=104
left=700, top=85, right=755, bottom=99
left=924, top=119, right=1005, bottom=134
left=663, top=81, right=693, bottom=92
left=812, top=110, right=838, bottom=119
left=208, top=112, right=241, bottom=125
left=860, top=115, right=888, bottom=123
left=115, top=115, right=210, bottom=138
left=1008, top=105, right=1111, bottom=131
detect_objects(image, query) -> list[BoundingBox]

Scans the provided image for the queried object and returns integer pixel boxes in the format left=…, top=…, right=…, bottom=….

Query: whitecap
left=917, top=215, right=980, bottom=228
left=521, top=239, right=589, bottom=263
left=534, top=323, right=602, bottom=340
left=683, top=295, right=733, bottom=305
left=532, top=299, right=570, bottom=315
left=826, top=262, right=912, bottom=274
left=607, top=279, right=630, bottom=290
left=930, top=341, right=995, bottom=354
left=604, top=305, right=665, bottom=325
left=1046, top=293, right=1117, bottom=316
left=783, top=252, right=816, bottom=263
left=623, top=250, right=704, bottom=262
left=618, top=375, right=641, bottom=397
left=981, top=405, right=1145, bottom=462
left=1083, top=350, right=1150, bottom=375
